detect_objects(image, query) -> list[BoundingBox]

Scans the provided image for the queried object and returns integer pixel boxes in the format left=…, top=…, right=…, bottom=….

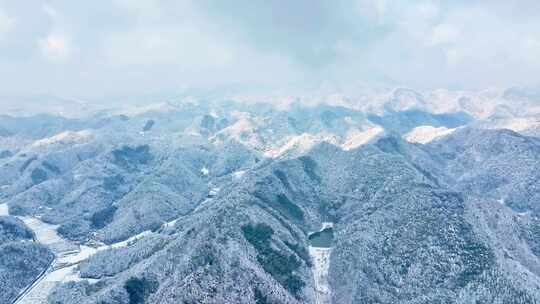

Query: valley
left=0, top=88, right=539, bottom=303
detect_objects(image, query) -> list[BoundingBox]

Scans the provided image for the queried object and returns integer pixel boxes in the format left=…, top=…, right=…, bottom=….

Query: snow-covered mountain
left=1, top=90, right=540, bottom=304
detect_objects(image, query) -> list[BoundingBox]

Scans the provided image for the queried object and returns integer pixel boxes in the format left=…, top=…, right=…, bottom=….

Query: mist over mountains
left=2, top=1, right=540, bottom=302
left=0, top=86, right=539, bottom=303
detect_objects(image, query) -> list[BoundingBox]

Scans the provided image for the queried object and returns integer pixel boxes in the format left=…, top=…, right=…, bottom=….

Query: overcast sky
left=1, top=1, right=539, bottom=100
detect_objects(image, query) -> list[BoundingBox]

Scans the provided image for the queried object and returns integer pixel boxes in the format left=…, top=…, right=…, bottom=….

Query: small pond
left=308, top=227, right=334, bottom=248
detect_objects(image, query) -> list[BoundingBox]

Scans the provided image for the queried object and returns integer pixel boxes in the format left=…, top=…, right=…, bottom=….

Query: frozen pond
left=308, top=227, right=334, bottom=248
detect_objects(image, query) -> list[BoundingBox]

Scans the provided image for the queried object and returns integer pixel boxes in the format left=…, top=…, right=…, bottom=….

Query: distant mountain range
left=1, top=87, right=539, bottom=303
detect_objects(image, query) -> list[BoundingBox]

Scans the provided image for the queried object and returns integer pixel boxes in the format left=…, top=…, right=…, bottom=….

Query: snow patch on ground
left=15, top=217, right=79, bottom=304
left=14, top=218, right=156, bottom=303
left=16, top=279, right=59, bottom=304
left=499, top=118, right=540, bottom=133
left=263, top=126, right=384, bottom=157
left=208, top=187, right=220, bottom=197
left=162, top=218, right=179, bottom=229
left=0, top=203, right=8, bottom=216
left=201, top=167, right=210, bottom=176
left=341, top=127, right=384, bottom=151
left=20, top=217, right=77, bottom=253
left=404, top=125, right=456, bottom=144
left=321, top=222, right=334, bottom=230
left=60, top=246, right=98, bottom=264
left=108, top=230, right=152, bottom=250
left=31, top=130, right=94, bottom=148
left=211, top=112, right=263, bottom=149
left=309, top=222, right=334, bottom=304
left=264, top=133, right=338, bottom=158
left=232, top=170, right=246, bottom=179
left=309, top=247, right=332, bottom=304
left=3, top=208, right=84, bottom=304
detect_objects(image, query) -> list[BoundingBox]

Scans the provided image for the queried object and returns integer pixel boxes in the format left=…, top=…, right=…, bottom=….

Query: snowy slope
left=404, top=125, right=456, bottom=144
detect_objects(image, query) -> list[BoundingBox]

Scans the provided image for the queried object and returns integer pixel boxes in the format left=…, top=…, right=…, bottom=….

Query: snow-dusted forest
left=1, top=87, right=540, bottom=303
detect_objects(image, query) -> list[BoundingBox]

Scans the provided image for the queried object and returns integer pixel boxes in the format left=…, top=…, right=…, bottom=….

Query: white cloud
left=523, top=36, right=540, bottom=64
left=428, top=23, right=460, bottom=46
left=1, top=1, right=540, bottom=98
left=37, top=3, right=72, bottom=61
left=356, top=0, right=389, bottom=25
left=113, top=0, right=163, bottom=19
left=0, top=8, right=14, bottom=39
left=445, top=48, right=464, bottom=66
left=100, top=28, right=233, bottom=68
left=413, top=2, right=439, bottom=20
left=42, top=3, right=58, bottom=18
left=38, top=32, right=71, bottom=61
left=396, top=2, right=440, bottom=41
